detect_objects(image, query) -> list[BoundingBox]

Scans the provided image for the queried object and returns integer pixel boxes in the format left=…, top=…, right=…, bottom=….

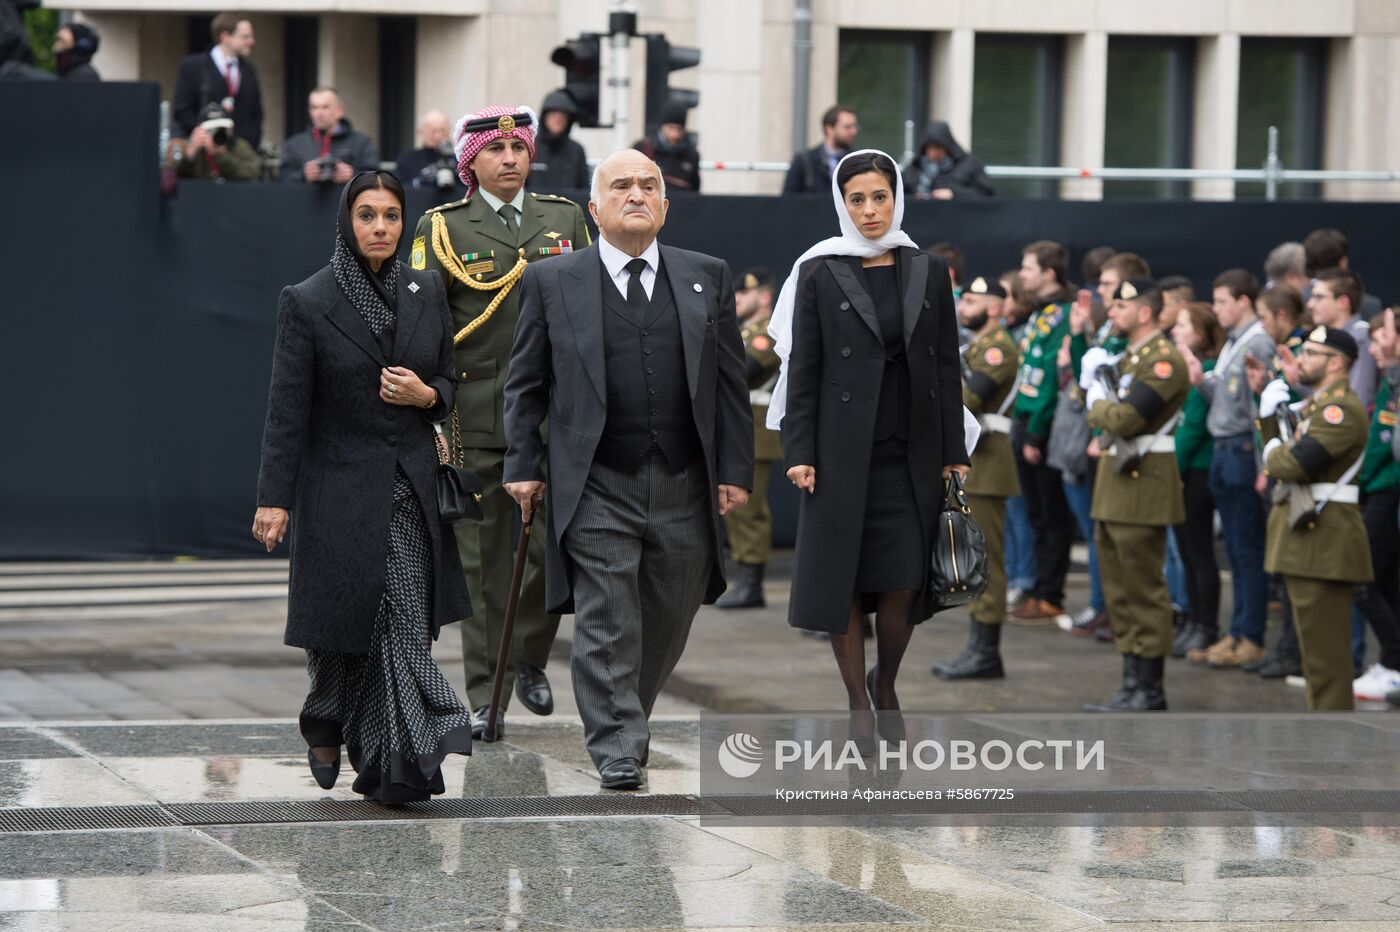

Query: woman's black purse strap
left=433, top=421, right=484, bottom=523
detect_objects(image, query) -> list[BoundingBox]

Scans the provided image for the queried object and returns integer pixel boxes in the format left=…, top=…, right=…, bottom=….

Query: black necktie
left=625, top=257, right=649, bottom=321
left=498, top=204, right=518, bottom=240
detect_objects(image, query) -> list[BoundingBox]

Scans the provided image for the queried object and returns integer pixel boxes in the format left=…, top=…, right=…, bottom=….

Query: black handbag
left=433, top=422, right=484, bottom=523
left=930, top=472, right=989, bottom=609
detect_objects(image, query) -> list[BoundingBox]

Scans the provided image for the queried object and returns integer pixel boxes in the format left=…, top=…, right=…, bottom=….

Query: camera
left=420, top=142, right=458, bottom=191
left=315, top=155, right=338, bottom=183
left=197, top=111, right=236, bottom=151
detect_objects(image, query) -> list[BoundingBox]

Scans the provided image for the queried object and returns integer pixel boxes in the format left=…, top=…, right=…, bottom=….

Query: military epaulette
left=530, top=192, right=581, bottom=207
left=427, top=196, right=471, bottom=214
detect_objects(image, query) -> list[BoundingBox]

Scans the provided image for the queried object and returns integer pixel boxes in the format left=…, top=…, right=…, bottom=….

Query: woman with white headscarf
left=770, top=150, right=969, bottom=744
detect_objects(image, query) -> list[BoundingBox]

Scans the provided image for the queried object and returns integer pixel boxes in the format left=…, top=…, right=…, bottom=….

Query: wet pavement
left=3, top=717, right=1400, bottom=930
left=3, top=558, right=1399, bottom=928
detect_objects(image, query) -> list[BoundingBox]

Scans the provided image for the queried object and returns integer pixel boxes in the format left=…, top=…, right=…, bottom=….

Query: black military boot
left=715, top=563, right=765, bottom=609
left=1083, top=654, right=1140, bottom=712
left=931, top=620, right=1005, bottom=680
left=1127, top=656, right=1168, bottom=711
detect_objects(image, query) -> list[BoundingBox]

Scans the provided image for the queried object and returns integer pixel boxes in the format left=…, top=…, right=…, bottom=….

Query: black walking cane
left=484, top=493, right=541, bottom=742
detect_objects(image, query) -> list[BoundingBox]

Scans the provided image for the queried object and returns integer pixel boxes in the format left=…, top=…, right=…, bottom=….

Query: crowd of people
left=908, top=228, right=1400, bottom=712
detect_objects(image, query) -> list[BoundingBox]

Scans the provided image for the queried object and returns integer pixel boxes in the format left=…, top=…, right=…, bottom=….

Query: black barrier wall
left=5, top=83, right=1400, bottom=558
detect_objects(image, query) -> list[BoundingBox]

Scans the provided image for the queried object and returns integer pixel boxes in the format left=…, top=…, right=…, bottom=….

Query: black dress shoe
left=514, top=664, right=554, bottom=716
left=307, top=747, right=340, bottom=790
left=599, top=758, right=643, bottom=790
left=1257, top=653, right=1302, bottom=679
left=471, top=705, right=504, bottom=742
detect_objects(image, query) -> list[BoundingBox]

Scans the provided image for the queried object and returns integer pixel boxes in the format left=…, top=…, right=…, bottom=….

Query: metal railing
left=692, top=125, right=1400, bottom=200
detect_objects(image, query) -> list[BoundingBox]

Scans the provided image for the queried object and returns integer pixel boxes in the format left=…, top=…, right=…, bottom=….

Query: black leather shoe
left=599, top=758, right=643, bottom=790
left=715, top=562, right=766, bottom=609
left=471, top=705, right=504, bottom=742
left=307, top=747, right=340, bottom=790
left=1387, top=688, right=1400, bottom=708
left=514, top=664, right=554, bottom=716
left=1257, top=653, right=1302, bottom=679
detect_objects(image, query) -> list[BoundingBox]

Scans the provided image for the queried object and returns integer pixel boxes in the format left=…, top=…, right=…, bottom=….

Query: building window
left=1104, top=37, right=1193, bottom=200
left=837, top=30, right=930, bottom=161
left=971, top=34, right=1062, bottom=199
left=283, top=17, right=319, bottom=141
left=1236, top=38, right=1325, bottom=200
left=378, top=17, right=417, bottom=164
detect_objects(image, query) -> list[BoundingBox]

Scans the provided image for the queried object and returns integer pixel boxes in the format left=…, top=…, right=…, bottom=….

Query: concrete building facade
left=56, top=0, right=1400, bottom=199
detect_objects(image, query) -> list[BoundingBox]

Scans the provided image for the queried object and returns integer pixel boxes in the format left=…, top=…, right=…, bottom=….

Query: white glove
left=1262, top=437, right=1282, bottom=462
left=1085, top=381, right=1108, bottom=409
left=1259, top=379, right=1291, bottom=418
left=1079, top=347, right=1110, bottom=391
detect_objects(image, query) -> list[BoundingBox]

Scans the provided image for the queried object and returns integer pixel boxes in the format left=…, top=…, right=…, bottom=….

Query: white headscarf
left=764, top=149, right=981, bottom=453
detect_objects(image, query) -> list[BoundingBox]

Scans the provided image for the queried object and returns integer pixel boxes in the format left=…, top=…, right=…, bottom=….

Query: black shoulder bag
left=432, top=421, right=484, bottom=523
left=930, top=472, right=989, bottom=609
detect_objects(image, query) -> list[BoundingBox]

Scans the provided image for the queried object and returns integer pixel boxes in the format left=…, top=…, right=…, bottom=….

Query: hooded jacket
left=56, top=22, right=100, bottom=81
left=528, top=89, right=591, bottom=191
left=0, top=0, right=53, bottom=80
left=901, top=121, right=994, bottom=199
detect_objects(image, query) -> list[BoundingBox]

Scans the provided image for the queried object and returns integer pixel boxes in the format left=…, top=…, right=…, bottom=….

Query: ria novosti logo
left=717, top=732, right=764, bottom=778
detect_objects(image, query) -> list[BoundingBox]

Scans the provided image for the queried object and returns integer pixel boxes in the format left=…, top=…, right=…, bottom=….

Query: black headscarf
left=333, top=171, right=405, bottom=338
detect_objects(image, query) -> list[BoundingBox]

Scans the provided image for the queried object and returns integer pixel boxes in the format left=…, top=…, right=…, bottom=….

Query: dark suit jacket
left=257, top=264, right=471, bottom=653
left=783, top=145, right=835, bottom=194
left=782, top=247, right=968, bottom=632
left=502, top=242, right=754, bottom=614
left=173, top=51, right=264, bottom=149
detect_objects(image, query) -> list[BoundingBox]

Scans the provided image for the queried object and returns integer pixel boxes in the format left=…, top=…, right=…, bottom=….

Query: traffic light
left=643, top=35, right=700, bottom=135
left=551, top=34, right=603, bottom=128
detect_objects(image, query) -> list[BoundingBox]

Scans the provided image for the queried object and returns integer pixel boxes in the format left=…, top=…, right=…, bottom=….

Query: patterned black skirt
left=299, top=468, right=473, bottom=803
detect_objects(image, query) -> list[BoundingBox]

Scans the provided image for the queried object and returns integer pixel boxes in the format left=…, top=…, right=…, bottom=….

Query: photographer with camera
left=393, top=109, right=462, bottom=196
left=170, top=103, right=259, bottom=181
left=280, top=86, right=378, bottom=184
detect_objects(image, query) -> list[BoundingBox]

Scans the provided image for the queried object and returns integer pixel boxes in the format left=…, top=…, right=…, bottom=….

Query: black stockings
left=830, top=590, right=916, bottom=711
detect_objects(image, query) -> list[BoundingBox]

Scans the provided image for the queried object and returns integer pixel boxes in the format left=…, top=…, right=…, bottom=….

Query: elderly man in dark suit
left=503, top=149, right=753, bottom=790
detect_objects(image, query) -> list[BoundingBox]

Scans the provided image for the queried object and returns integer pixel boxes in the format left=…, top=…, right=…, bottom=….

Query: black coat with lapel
left=173, top=51, right=264, bottom=149
left=782, top=247, right=968, bottom=632
left=502, top=242, right=754, bottom=614
left=257, top=264, right=471, bottom=653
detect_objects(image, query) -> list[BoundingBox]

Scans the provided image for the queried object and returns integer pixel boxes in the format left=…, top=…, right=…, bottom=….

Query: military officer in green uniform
left=934, top=276, right=1020, bottom=679
left=411, top=105, right=591, bottom=738
left=1079, top=279, right=1189, bottom=711
left=1257, top=326, right=1371, bottom=710
left=715, top=268, right=781, bottom=609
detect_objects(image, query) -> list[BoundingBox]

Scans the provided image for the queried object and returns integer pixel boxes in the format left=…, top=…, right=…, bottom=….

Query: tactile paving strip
left=3, top=789, right=1398, bottom=833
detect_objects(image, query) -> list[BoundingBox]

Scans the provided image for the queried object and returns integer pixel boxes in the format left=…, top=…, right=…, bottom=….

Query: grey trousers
left=563, top=452, right=714, bottom=771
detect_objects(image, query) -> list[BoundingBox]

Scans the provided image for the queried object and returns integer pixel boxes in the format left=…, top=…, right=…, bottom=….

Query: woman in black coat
left=253, top=171, right=474, bottom=803
left=777, top=151, right=969, bottom=742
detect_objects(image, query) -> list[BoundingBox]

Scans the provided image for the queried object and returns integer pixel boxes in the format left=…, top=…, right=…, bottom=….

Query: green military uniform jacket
left=1260, top=382, right=1373, bottom=583
left=962, top=326, right=1020, bottom=497
left=741, top=314, right=782, bottom=461
left=411, top=191, right=591, bottom=448
left=1086, top=331, right=1189, bottom=526
left=1012, top=301, right=1071, bottom=439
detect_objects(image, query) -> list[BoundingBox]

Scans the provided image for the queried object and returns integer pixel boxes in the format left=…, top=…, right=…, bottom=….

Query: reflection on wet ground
left=1, top=718, right=1399, bottom=930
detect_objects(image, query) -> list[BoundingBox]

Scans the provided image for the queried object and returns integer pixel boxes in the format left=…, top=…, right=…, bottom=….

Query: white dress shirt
left=209, top=46, right=239, bottom=92
left=597, top=236, right=659, bottom=300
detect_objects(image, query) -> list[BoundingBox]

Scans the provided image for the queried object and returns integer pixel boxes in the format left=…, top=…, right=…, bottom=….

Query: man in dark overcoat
left=502, top=149, right=753, bottom=790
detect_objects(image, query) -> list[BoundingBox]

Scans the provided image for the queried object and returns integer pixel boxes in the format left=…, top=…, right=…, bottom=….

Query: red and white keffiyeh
left=453, top=104, right=538, bottom=197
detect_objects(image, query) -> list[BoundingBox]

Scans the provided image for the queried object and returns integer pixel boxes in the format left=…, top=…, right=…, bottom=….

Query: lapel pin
left=692, top=283, right=703, bottom=293
left=408, top=281, right=420, bottom=293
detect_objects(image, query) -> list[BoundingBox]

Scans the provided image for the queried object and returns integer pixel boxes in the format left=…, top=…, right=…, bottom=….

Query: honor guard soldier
left=411, top=105, right=591, bottom=738
left=1257, top=326, right=1371, bottom=710
left=715, top=268, right=781, bottom=609
left=934, top=276, right=1020, bottom=679
left=1079, top=279, right=1189, bottom=711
